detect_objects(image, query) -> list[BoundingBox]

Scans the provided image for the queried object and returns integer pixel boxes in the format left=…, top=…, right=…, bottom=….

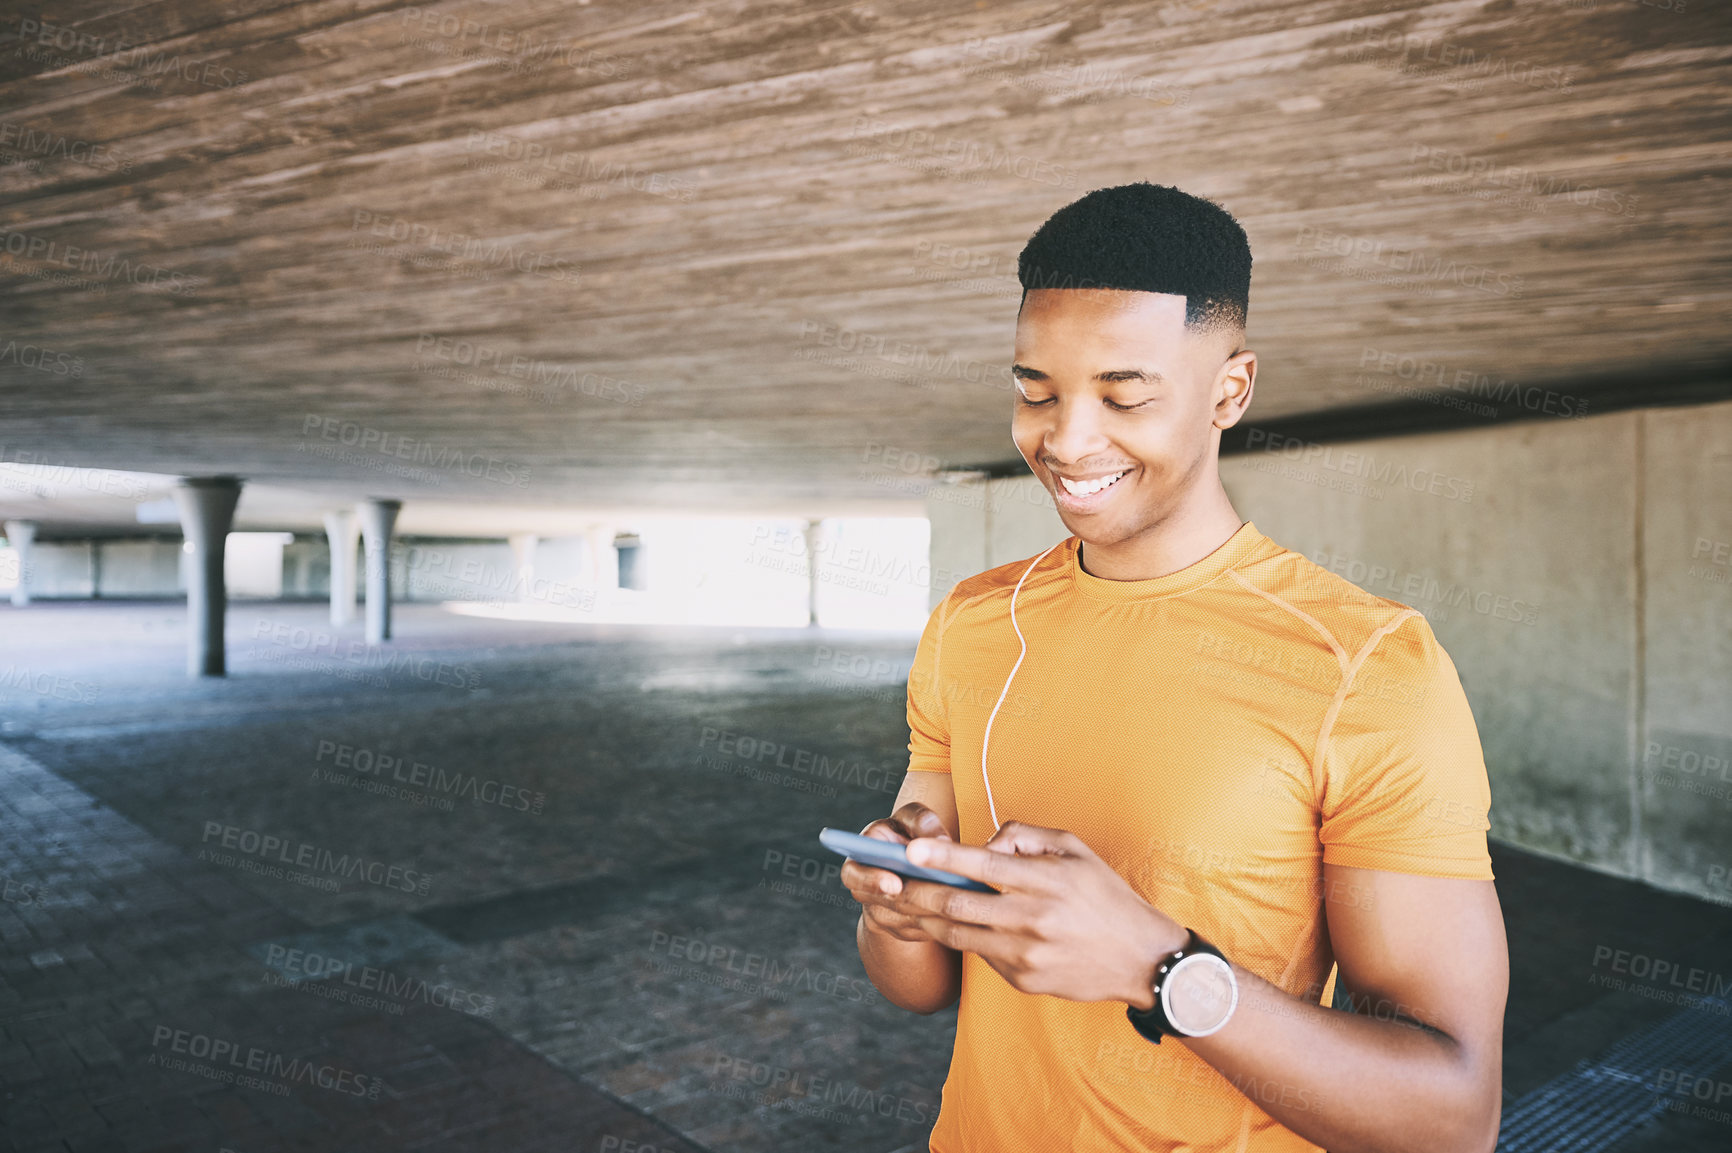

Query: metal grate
left=1498, top=999, right=1732, bottom=1152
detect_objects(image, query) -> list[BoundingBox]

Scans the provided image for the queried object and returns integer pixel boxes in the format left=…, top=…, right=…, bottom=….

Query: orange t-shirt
left=906, top=522, right=1493, bottom=1153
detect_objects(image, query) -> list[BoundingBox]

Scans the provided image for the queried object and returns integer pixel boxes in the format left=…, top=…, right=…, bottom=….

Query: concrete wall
left=393, top=539, right=516, bottom=602
left=926, top=401, right=1732, bottom=902
left=31, top=542, right=96, bottom=598
left=391, top=537, right=602, bottom=603
left=927, top=475, right=1068, bottom=605
left=226, top=532, right=294, bottom=599
left=96, top=539, right=183, bottom=596
left=1637, top=407, right=1732, bottom=902
left=14, top=538, right=183, bottom=598
left=282, top=535, right=333, bottom=598
left=4, top=533, right=609, bottom=605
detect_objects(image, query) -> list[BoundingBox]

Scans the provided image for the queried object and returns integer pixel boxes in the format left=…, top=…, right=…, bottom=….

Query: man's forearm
left=857, top=915, right=962, bottom=1014
left=1177, top=969, right=1499, bottom=1153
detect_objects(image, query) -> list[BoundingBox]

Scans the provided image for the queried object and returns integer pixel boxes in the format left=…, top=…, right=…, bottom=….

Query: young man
left=843, top=183, right=1507, bottom=1153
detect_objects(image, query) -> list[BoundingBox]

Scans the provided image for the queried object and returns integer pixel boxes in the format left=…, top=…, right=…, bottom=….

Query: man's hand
left=841, top=801, right=953, bottom=943
left=895, top=820, right=1190, bottom=1007
left=849, top=772, right=966, bottom=1015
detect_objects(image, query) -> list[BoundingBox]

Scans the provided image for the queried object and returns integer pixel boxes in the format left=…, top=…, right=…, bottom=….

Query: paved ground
left=1, top=600, right=1729, bottom=1152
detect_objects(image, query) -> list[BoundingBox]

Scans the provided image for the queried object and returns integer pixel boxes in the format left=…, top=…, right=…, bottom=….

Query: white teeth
left=1060, top=470, right=1127, bottom=497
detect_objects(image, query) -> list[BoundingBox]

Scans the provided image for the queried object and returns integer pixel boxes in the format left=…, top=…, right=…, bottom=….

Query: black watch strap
left=1125, top=930, right=1227, bottom=1044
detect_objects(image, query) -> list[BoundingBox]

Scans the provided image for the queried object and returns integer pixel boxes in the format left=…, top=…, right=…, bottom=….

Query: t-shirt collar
left=1066, top=521, right=1267, bottom=603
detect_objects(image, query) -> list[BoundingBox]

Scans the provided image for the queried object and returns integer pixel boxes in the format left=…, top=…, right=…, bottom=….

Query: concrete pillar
left=358, top=499, right=401, bottom=644
left=806, top=518, right=823, bottom=627
left=614, top=532, right=645, bottom=591
left=3, top=519, right=36, bottom=606
left=323, top=510, right=359, bottom=626
left=171, top=478, right=242, bottom=677
left=509, top=533, right=538, bottom=602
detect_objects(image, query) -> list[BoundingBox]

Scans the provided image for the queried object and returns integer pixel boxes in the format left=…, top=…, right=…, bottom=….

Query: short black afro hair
left=1017, top=182, right=1252, bottom=332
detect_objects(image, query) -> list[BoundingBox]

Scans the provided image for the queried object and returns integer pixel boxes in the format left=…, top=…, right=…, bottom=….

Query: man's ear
left=1213, top=350, right=1257, bottom=431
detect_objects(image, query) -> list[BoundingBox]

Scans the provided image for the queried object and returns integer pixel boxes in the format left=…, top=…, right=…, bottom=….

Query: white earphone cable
left=979, top=540, right=1064, bottom=835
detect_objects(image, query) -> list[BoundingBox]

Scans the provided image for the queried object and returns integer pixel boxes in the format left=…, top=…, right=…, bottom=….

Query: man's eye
left=1106, top=398, right=1152, bottom=411
left=1017, top=394, right=1056, bottom=407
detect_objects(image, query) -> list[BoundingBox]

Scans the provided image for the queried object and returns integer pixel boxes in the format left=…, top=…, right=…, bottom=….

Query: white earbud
left=979, top=540, right=1064, bottom=834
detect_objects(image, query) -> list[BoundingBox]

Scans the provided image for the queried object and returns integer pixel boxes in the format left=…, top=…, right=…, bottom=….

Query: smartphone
left=819, top=827, right=994, bottom=893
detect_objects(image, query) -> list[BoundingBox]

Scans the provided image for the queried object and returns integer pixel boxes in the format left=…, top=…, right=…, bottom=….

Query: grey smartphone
left=819, top=827, right=994, bottom=892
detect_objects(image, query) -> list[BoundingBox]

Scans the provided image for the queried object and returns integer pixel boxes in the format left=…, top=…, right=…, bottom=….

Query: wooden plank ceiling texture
left=0, top=0, right=1726, bottom=510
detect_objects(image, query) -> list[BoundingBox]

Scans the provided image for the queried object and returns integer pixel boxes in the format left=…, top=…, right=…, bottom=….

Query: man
left=843, top=183, right=1507, bottom=1153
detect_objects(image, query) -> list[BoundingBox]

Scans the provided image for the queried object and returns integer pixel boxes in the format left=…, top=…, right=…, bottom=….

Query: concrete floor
left=1, top=601, right=1729, bottom=1152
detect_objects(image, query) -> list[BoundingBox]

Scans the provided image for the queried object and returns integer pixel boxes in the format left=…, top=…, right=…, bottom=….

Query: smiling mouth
left=1056, top=469, right=1130, bottom=500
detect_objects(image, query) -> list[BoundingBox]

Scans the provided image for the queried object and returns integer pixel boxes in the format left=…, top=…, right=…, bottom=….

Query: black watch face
left=1166, top=954, right=1236, bottom=1035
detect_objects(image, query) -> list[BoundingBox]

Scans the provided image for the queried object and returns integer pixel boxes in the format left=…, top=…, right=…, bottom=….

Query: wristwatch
left=1125, top=930, right=1239, bottom=1043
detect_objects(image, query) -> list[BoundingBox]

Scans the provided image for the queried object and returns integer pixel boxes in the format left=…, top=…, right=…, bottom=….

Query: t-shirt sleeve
left=904, top=589, right=958, bottom=775
left=1318, top=612, right=1494, bottom=880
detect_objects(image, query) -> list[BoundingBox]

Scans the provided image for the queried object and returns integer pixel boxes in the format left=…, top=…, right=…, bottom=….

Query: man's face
left=1010, top=288, right=1253, bottom=546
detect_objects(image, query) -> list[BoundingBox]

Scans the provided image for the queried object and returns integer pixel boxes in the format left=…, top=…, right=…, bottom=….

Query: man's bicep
left=893, top=770, right=959, bottom=841
left=905, top=591, right=955, bottom=775
left=1323, top=864, right=1508, bottom=1051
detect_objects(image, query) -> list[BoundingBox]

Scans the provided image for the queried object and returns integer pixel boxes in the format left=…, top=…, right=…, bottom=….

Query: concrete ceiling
left=1, top=0, right=1728, bottom=525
